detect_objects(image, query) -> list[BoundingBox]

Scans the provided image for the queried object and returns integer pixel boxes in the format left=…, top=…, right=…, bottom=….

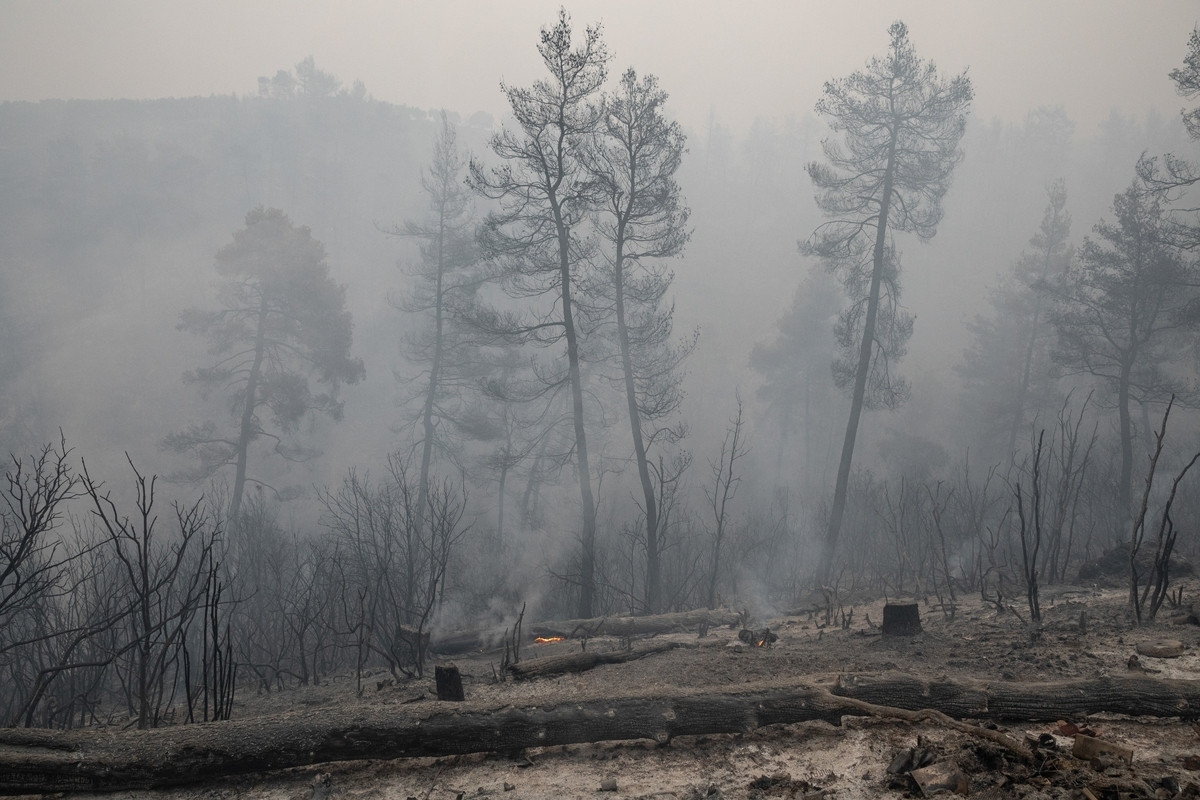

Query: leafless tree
left=1129, top=396, right=1200, bottom=623
left=0, top=435, right=81, bottom=642
left=1013, top=431, right=1045, bottom=637
left=1039, top=392, right=1098, bottom=584
left=704, top=395, right=749, bottom=609
left=81, top=456, right=222, bottom=729
left=0, top=437, right=135, bottom=728
left=319, top=455, right=468, bottom=678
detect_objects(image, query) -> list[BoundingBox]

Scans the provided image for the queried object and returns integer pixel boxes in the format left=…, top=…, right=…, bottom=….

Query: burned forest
left=4, top=4, right=1200, bottom=799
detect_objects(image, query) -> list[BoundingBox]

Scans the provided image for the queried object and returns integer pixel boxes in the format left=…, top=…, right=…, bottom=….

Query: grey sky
left=0, top=0, right=1196, bottom=136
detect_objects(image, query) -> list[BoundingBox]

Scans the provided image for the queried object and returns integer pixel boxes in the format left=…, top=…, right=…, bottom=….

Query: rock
left=599, top=776, right=618, bottom=791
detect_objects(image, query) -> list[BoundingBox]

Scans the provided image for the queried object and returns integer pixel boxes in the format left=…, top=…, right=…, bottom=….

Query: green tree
left=166, top=207, right=364, bottom=521
left=1048, top=178, right=1196, bottom=515
left=468, top=9, right=609, bottom=617
left=958, top=180, right=1073, bottom=460
left=586, top=67, right=692, bottom=614
left=802, top=21, right=972, bottom=582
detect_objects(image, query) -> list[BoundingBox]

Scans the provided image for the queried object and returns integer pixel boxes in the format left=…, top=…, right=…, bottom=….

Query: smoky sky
left=1, top=0, right=1196, bottom=137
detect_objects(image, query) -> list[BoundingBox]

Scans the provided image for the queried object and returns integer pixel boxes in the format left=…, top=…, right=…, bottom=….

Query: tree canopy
left=803, top=21, right=973, bottom=581
left=468, top=8, right=610, bottom=617
left=166, top=207, right=364, bottom=520
left=1049, top=178, right=1197, bottom=514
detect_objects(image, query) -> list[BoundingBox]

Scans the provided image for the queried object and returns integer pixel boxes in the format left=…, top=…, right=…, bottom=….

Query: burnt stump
left=435, top=663, right=465, bottom=701
left=881, top=603, right=921, bottom=636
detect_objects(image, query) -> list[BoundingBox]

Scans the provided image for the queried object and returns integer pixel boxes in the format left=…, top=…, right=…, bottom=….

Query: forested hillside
left=2, top=30, right=1199, bottom=730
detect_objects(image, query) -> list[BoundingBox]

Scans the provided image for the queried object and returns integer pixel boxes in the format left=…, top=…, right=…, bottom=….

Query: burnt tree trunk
left=434, top=663, right=464, bottom=701
left=832, top=672, right=1200, bottom=720
left=881, top=603, right=921, bottom=636
left=3, top=674, right=1200, bottom=794
left=431, top=609, right=739, bottom=656
left=528, top=609, right=740, bottom=640
left=509, top=642, right=682, bottom=681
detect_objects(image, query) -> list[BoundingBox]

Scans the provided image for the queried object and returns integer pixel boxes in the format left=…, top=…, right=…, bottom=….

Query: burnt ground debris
left=4, top=583, right=1200, bottom=799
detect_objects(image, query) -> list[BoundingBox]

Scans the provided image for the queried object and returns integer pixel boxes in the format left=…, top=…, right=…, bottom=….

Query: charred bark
left=509, top=642, right=682, bottom=681
left=527, top=608, right=739, bottom=640
left=832, top=672, right=1200, bottom=720
left=880, top=603, right=921, bottom=636
left=431, top=609, right=739, bottom=655
left=2, top=673, right=1198, bottom=794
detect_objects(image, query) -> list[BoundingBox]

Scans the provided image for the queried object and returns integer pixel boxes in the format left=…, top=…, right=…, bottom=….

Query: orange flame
left=535, top=636, right=565, bottom=644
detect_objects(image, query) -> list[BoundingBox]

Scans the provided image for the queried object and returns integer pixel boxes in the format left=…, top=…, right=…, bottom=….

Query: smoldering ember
left=3, top=3, right=1200, bottom=799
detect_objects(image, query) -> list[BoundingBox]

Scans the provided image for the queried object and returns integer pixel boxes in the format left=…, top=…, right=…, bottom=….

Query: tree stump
left=881, top=603, right=921, bottom=636
left=435, top=663, right=464, bottom=701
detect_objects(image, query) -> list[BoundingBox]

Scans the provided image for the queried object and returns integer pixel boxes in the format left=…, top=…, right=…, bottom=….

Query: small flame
left=535, top=636, right=565, bottom=644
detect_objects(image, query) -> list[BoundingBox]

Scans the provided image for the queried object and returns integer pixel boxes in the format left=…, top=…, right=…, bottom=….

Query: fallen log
left=1, top=673, right=1197, bottom=794
left=0, top=683, right=841, bottom=794
left=527, top=608, right=740, bottom=639
left=430, top=608, right=739, bottom=656
left=833, top=672, right=1200, bottom=720
left=429, top=629, right=504, bottom=655
left=509, top=642, right=682, bottom=681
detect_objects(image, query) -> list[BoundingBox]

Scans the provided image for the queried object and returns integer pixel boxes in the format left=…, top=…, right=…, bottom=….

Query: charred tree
left=468, top=10, right=609, bottom=617
left=5, top=674, right=1200, bottom=793
left=803, top=22, right=972, bottom=583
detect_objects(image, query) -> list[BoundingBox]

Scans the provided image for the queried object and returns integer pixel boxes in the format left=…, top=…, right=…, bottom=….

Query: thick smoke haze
left=1, top=0, right=1195, bottom=137
left=1, top=0, right=1196, bottom=516
left=2, top=0, right=1200, bottom=729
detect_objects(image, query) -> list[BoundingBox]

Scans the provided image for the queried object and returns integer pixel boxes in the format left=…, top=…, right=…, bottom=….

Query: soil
left=19, top=583, right=1200, bottom=800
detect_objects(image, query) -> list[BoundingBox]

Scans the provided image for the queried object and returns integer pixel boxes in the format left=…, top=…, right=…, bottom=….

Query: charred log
left=1, top=673, right=1198, bottom=794
left=429, top=629, right=502, bottom=656
left=833, top=672, right=1200, bottom=720
left=431, top=609, right=739, bottom=656
left=508, top=642, right=682, bottom=681
left=527, top=609, right=740, bottom=640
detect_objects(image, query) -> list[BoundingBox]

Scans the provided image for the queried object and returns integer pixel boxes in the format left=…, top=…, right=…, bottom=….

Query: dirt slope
left=19, top=585, right=1200, bottom=800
